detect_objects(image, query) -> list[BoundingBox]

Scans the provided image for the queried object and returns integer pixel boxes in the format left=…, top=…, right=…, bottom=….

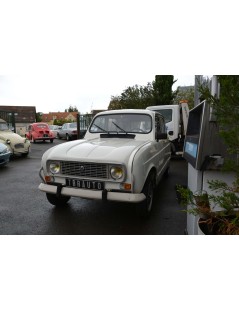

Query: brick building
left=0, top=105, right=36, bottom=136
left=42, top=112, right=78, bottom=124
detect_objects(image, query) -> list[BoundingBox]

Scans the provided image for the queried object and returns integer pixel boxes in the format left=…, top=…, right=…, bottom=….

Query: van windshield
left=155, top=109, right=172, bottom=123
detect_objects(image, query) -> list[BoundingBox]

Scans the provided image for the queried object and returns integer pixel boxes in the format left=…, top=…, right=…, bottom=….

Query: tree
left=36, top=112, right=42, bottom=122
left=152, top=75, right=177, bottom=105
left=65, top=105, right=79, bottom=112
left=108, top=75, right=177, bottom=110
left=173, top=86, right=194, bottom=108
left=108, top=84, right=154, bottom=110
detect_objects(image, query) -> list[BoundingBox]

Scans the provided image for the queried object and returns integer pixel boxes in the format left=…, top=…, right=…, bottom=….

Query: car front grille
left=14, top=143, right=25, bottom=149
left=60, top=161, right=109, bottom=179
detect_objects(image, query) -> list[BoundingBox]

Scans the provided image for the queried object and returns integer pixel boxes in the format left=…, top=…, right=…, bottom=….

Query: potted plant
left=177, top=75, right=239, bottom=235
left=176, top=183, right=239, bottom=235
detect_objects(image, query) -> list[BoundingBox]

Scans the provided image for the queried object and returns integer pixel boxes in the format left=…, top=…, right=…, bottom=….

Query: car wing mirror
left=157, top=132, right=168, bottom=140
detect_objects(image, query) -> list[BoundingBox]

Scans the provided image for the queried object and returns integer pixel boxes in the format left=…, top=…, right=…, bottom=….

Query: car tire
left=139, top=173, right=155, bottom=217
left=46, top=193, right=71, bottom=206
left=50, top=139, right=53, bottom=143
left=66, top=134, right=71, bottom=141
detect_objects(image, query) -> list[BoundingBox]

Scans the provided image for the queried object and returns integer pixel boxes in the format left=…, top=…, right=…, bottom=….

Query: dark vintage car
left=26, top=123, right=55, bottom=143
left=57, top=122, right=78, bottom=141
left=0, top=142, right=11, bottom=166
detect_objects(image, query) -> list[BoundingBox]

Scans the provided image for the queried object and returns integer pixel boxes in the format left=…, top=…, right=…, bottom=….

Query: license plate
left=66, top=178, right=104, bottom=190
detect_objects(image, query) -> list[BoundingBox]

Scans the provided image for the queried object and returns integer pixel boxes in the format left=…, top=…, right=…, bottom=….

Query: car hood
left=0, top=131, right=26, bottom=143
left=45, top=138, right=149, bottom=163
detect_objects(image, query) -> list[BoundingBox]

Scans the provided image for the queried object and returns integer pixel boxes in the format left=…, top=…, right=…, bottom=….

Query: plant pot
left=197, top=212, right=239, bottom=235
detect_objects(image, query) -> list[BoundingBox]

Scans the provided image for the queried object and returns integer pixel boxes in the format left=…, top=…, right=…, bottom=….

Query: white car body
left=39, top=109, right=171, bottom=215
left=0, top=118, right=30, bottom=156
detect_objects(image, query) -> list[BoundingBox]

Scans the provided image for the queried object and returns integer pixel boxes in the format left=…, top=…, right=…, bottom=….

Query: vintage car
left=39, top=109, right=171, bottom=215
left=0, top=142, right=11, bottom=166
left=26, top=122, right=55, bottom=143
left=57, top=122, right=78, bottom=140
left=0, top=118, right=30, bottom=157
left=49, top=125, right=61, bottom=138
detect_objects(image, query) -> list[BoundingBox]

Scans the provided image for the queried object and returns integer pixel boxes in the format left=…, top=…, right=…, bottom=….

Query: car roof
left=31, top=122, right=49, bottom=126
left=95, top=109, right=158, bottom=117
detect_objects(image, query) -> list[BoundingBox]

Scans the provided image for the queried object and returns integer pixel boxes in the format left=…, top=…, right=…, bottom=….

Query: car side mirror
left=157, top=132, right=168, bottom=140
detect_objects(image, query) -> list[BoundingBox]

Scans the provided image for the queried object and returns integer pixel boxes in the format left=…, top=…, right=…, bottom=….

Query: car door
left=154, top=113, right=168, bottom=180
left=61, top=124, right=67, bottom=139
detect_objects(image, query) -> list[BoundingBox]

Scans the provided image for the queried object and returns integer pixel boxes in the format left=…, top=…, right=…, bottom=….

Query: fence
left=77, top=113, right=95, bottom=139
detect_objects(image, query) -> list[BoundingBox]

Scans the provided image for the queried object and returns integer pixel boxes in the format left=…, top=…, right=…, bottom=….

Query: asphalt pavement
left=0, top=139, right=187, bottom=234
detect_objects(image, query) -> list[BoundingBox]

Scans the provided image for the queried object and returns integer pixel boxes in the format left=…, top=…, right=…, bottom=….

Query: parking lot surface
left=0, top=140, right=187, bottom=234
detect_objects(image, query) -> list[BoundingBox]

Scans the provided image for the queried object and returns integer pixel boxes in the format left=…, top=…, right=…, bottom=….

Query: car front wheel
left=139, top=173, right=155, bottom=217
left=46, top=193, right=71, bottom=206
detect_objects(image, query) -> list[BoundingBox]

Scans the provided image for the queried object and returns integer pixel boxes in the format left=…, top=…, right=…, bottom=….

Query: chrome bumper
left=39, top=182, right=146, bottom=203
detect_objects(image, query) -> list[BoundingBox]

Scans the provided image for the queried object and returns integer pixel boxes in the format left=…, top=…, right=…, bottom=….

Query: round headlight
left=49, top=162, right=61, bottom=174
left=6, top=139, right=11, bottom=144
left=110, top=166, right=123, bottom=180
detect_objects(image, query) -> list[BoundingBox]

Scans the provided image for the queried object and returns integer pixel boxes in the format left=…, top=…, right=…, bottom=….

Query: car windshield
left=0, top=123, right=9, bottom=131
left=69, top=123, right=77, bottom=128
left=36, top=124, right=48, bottom=129
left=90, top=113, right=152, bottom=134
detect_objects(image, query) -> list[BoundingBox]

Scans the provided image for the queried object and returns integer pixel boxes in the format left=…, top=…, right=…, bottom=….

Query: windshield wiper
left=92, top=124, right=108, bottom=133
left=112, top=121, right=128, bottom=134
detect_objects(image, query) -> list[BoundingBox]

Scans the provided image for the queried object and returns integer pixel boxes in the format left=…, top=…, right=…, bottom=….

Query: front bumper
left=39, top=182, right=146, bottom=203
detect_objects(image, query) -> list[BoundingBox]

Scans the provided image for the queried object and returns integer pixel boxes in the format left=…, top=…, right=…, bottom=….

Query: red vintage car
left=26, top=123, right=55, bottom=143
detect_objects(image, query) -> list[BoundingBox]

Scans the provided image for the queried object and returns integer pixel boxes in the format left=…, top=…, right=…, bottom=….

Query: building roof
left=42, top=112, right=78, bottom=122
left=0, top=105, right=36, bottom=123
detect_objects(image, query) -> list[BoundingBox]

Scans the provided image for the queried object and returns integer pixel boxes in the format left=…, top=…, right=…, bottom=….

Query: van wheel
left=139, top=173, right=155, bottom=217
left=46, top=193, right=71, bottom=206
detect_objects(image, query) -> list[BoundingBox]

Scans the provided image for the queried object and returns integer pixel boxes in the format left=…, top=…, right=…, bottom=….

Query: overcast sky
left=0, top=74, right=195, bottom=113
left=1, top=0, right=237, bottom=115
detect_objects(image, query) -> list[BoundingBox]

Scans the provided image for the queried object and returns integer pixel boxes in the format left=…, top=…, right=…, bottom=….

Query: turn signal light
left=123, top=183, right=131, bottom=190
left=45, top=175, right=52, bottom=183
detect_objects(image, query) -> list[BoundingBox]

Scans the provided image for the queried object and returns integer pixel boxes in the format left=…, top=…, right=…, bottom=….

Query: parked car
left=0, top=118, right=30, bottom=157
left=26, top=123, right=55, bottom=143
left=49, top=125, right=61, bottom=138
left=39, top=109, right=171, bottom=216
left=57, top=122, right=78, bottom=140
left=0, top=142, right=11, bottom=166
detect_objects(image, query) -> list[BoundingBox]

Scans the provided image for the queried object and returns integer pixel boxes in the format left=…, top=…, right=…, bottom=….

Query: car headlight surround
left=110, top=165, right=124, bottom=180
left=6, top=139, right=11, bottom=144
left=49, top=162, right=61, bottom=174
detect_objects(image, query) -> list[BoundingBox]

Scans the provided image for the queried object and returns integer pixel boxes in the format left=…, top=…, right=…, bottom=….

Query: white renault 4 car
left=39, top=109, right=171, bottom=216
